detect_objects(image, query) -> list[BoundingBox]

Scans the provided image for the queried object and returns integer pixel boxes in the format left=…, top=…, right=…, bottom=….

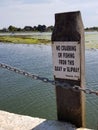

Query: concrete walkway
left=0, top=110, right=92, bottom=130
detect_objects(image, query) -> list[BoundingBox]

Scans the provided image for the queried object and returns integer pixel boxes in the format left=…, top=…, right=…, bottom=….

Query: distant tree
left=41, top=25, right=46, bottom=32
left=0, top=24, right=54, bottom=32
left=37, top=25, right=46, bottom=32
left=85, top=26, right=98, bottom=31
left=0, top=28, right=8, bottom=32
left=17, top=28, right=22, bottom=32
left=23, top=26, right=33, bottom=31
left=8, top=25, right=18, bottom=32
left=33, top=26, right=37, bottom=31
left=46, top=26, right=54, bottom=32
left=92, top=27, right=98, bottom=31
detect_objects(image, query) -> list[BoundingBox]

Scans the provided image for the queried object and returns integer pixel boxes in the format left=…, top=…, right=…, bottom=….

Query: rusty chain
left=0, top=63, right=98, bottom=96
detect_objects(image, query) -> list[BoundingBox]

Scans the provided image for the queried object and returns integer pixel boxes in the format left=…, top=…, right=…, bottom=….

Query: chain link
left=73, top=85, right=98, bottom=96
left=0, top=62, right=54, bottom=83
left=0, top=63, right=98, bottom=96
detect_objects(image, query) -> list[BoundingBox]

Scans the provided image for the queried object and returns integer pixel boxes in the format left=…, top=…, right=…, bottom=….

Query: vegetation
left=85, top=27, right=98, bottom=31
left=0, top=24, right=53, bottom=44
left=0, top=36, right=51, bottom=44
left=0, top=25, right=54, bottom=33
left=85, top=43, right=98, bottom=49
left=0, top=34, right=98, bottom=48
left=0, top=25, right=98, bottom=47
left=0, top=24, right=98, bottom=33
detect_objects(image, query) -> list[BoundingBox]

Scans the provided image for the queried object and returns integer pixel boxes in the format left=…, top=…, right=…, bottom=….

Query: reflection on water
left=0, top=43, right=98, bottom=129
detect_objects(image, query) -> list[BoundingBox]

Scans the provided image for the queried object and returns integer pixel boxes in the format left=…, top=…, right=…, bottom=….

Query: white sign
left=52, top=41, right=80, bottom=80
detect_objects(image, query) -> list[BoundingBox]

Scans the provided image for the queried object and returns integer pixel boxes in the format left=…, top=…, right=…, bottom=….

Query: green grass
left=0, top=36, right=51, bottom=44
left=0, top=33, right=98, bottom=49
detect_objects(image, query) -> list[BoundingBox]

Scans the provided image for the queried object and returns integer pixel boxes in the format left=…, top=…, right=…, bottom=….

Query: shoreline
left=0, top=35, right=98, bottom=49
left=0, top=35, right=51, bottom=44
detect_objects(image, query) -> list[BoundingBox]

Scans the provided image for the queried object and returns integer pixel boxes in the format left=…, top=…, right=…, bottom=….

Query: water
left=0, top=43, right=98, bottom=129
left=85, top=50, right=98, bottom=129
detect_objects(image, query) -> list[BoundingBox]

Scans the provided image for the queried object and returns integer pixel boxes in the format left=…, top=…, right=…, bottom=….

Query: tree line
left=0, top=25, right=98, bottom=32
left=85, top=27, right=98, bottom=31
left=0, top=25, right=54, bottom=32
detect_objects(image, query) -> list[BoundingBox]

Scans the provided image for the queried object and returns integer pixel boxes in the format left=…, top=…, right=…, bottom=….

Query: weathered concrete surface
left=0, top=110, right=92, bottom=130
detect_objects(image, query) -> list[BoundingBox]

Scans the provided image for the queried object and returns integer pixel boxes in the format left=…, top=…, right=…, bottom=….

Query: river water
left=0, top=42, right=98, bottom=129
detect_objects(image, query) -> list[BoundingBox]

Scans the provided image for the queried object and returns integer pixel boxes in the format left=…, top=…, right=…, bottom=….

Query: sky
left=0, top=0, right=98, bottom=29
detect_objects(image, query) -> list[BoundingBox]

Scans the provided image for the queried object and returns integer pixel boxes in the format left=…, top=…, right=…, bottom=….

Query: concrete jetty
left=0, top=110, right=92, bottom=130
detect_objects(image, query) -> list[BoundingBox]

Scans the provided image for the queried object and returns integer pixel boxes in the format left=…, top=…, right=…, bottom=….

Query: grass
left=85, top=43, right=98, bottom=49
left=0, top=35, right=51, bottom=44
left=0, top=33, right=98, bottom=49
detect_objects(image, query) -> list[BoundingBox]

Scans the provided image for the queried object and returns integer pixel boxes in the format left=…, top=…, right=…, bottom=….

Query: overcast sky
left=0, top=0, right=98, bottom=29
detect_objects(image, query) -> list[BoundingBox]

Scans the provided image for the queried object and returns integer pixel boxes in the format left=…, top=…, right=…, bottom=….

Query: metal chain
left=73, top=85, right=98, bottom=96
left=0, top=63, right=55, bottom=83
left=0, top=63, right=98, bottom=96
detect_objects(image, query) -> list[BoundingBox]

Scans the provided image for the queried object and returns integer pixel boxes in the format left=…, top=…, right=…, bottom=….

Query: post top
left=55, top=11, right=81, bottom=16
left=51, top=10, right=84, bottom=41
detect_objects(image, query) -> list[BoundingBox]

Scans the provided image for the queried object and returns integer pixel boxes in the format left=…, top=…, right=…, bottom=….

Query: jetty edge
left=0, top=110, right=92, bottom=130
